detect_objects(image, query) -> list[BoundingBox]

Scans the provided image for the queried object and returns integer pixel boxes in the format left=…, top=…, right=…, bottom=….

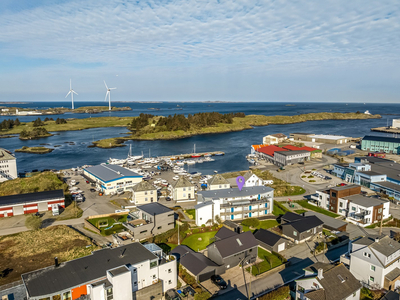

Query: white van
left=52, top=204, right=60, bottom=216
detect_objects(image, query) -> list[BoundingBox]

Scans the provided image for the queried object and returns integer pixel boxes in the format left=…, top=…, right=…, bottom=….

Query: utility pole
left=178, top=221, right=180, bottom=245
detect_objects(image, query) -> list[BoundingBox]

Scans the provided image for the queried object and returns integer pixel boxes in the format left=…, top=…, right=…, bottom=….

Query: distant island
left=15, top=146, right=54, bottom=154
left=0, top=106, right=132, bottom=116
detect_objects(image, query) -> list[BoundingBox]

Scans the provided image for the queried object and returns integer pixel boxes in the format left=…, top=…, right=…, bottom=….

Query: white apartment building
left=171, top=176, right=195, bottom=202
left=345, top=195, right=390, bottom=226
left=22, top=243, right=177, bottom=300
left=0, top=148, right=17, bottom=182
left=346, top=235, right=400, bottom=290
left=195, top=186, right=274, bottom=226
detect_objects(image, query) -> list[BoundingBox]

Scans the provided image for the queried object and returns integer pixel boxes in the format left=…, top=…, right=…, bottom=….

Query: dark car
left=211, top=275, right=227, bottom=289
left=90, top=188, right=96, bottom=192
left=165, top=197, right=172, bottom=201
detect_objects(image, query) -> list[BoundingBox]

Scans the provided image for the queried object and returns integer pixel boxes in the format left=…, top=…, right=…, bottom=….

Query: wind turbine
left=104, top=80, right=116, bottom=111
left=65, top=79, right=78, bottom=110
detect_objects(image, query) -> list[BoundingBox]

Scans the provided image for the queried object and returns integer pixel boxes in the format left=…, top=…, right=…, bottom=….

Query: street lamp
left=241, top=256, right=254, bottom=300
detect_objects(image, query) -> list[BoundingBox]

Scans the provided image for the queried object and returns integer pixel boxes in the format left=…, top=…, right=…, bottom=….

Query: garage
left=24, top=204, right=38, bottom=214
left=254, top=228, right=289, bottom=253
left=199, top=270, right=215, bottom=282
left=277, top=242, right=286, bottom=252
left=13, top=205, right=24, bottom=216
left=38, top=202, right=48, bottom=211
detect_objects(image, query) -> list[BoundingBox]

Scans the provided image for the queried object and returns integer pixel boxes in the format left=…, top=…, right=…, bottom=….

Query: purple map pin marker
left=236, top=176, right=245, bottom=191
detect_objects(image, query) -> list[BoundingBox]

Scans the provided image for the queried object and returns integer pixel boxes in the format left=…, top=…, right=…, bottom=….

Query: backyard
left=296, top=200, right=339, bottom=218
left=0, top=225, right=98, bottom=285
left=87, top=213, right=128, bottom=235
left=248, top=247, right=284, bottom=276
left=241, top=219, right=279, bottom=232
left=184, top=209, right=196, bottom=220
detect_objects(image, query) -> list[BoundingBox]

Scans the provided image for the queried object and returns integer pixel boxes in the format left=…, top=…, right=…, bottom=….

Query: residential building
left=123, top=203, right=175, bottom=241
left=0, top=148, right=17, bottom=182
left=393, top=119, right=400, bottom=129
left=195, top=186, right=274, bottom=225
left=130, top=180, right=158, bottom=205
left=22, top=242, right=177, bottom=300
left=83, top=164, right=142, bottom=195
left=295, top=262, right=361, bottom=300
left=347, top=235, right=400, bottom=290
left=274, top=150, right=310, bottom=167
left=361, top=136, right=400, bottom=154
left=207, top=230, right=258, bottom=270
left=303, top=211, right=347, bottom=232
left=0, top=190, right=65, bottom=218
left=345, top=195, right=390, bottom=226
left=290, top=133, right=351, bottom=144
left=242, top=170, right=263, bottom=187
left=281, top=213, right=323, bottom=244
left=214, top=226, right=239, bottom=241
left=171, top=176, right=195, bottom=202
left=207, top=174, right=230, bottom=190
left=254, top=229, right=288, bottom=252
left=262, top=133, right=287, bottom=145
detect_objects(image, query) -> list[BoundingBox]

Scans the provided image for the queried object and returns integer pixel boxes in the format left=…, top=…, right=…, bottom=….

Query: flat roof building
left=361, top=135, right=400, bottom=154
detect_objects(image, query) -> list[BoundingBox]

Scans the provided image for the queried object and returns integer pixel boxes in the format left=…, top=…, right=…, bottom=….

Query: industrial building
left=361, top=135, right=400, bottom=154
left=0, top=148, right=17, bottom=182
left=0, top=190, right=65, bottom=218
left=255, top=145, right=315, bottom=166
left=83, top=164, right=142, bottom=195
left=393, top=119, right=400, bottom=129
left=290, top=133, right=351, bottom=144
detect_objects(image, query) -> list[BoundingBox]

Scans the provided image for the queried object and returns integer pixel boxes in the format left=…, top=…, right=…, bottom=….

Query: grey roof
left=108, top=265, right=129, bottom=277
left=382, top=291, right=400, bottom=300
left=138, top=202, right=172, bottom=215
left=270, top=133, right=287, bottom=138
left=223, top=220, right=242, bottom=230
left=274, top=150, right=310, bottom=156
left=22, top=243, right=157, bottom=298
left=281, top=212, right=304, bottom=223
left=353, top=235, right=383, bottom=247
left=385, top=267, right=400, bottom=281
left=0, top=190, right=64, bottom=207
left=370, top=236, right=400, bottom=257
left=254, top=229, right=286, bottom=247
left=194, top=201, right=213, bottom=210
left=331, top=184, right=361, bottom=192
left=373, top=181, right=400, bottom=192
left=132, top=180, right=157, bottom=192
left=356, top=156, right=394, bottom=164
left=282, top=216, right=323, bottom=233
left=172, top=176, right=194, bottom=188
left=208, top=231, right=258, bottom=258
left=304, top=262, right=335, bottom=274
left=303, top=289, right=325, bottom=300
left=208, top=174, right=229, bottom=186
left=243, top=170, right=255, bottom=181
left=304, top=211, right=347, bottom=230
left=197, top=186, right=274, bottom=199
left=0, top=148, right=15, bottom=160
left=363, top=135, right=400, bottom=143
left=84, top=164, right=142, bottom=182
left=214, top=227, right=238, bottom=240
left=358, top=171, right=384, bottom=176
left=171, top=245, right=218, bottom=276
left=357, top=158, right=400, bottom=181
left=345, top=194, right=388, bottom=207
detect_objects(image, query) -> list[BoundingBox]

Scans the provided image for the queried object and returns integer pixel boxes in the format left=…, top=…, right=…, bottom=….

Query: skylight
left=236, top=238, right=243, bottom=246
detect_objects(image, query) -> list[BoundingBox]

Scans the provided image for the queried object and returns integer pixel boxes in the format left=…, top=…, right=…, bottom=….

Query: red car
left=86, top=180, right=89, bottom=184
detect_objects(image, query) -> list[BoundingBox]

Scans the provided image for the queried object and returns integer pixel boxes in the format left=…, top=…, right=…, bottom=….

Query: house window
left=183, top=188, right=186, bottom=191
left=168, top=269, right=172, bottom=273
left=63, top=292, right=71, bottom=300
left=145, top=191, right=148, bottom=195
left=106, top=288, right=113, bottom=300
left=332, top=192, right=337, bottom=198
left=370, top=265, right=375, bottom=271
left=378, top=208, right=382, bottom=213
left=188, top=187, right=191, bottom=191
left=339, top=203, right=343, bottom=208
left=134, top=281, right=137, bottom=285
left=352, top=207, right=356, bottom=211
left=145, top=197, right=148, bottom=201
left=293, top=231, right=297, bottom=236
left=369, top=276, right=374, bottom=282
left=298, top=286, right=305, bottom=293
left=168, top=280, right=172, bottom=284
left=151, top=191, right=153, bottom=194
left=183, top=193, right=186, bottom=197
left=150, top=261, right=157, bottom=268
left=152, top=274, right=157, bottom=279
left=363, top=252, right=371, bottom=258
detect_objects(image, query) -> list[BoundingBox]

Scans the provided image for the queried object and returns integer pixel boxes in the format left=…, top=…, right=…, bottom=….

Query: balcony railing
left=220, top=197, right=271, bottom=208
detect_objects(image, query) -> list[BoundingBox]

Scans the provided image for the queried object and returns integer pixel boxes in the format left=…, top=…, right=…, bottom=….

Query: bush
left=301, top=175, right=306, bottom=178
left=192, top=228, right=200, bottom=234
left=25, top=214, right=42, bottom=230
left=307, top=175, right=314, bottom=178
left=309, top=180, right=316, bottom=182
left=259, top=285, right=290, bottom=300
left=315, top=242, right=325, bottom=253
left=194, top=291, right=210, bottom=300
left=242, top=218, right=260, bottom=228
left=272, top=251, right=287, bottom=263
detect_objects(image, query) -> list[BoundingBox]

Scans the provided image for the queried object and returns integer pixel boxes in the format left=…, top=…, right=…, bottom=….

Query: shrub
left=242, top=218, right=260, bottom=228
left=301, top=175, right=306, bottom=178
left=315, top=242, right=325, bottom=252
left=308, top=175, right=314, bottom=178
left=25, top=214, right=42, bottom=230
left=194, top=291, right=210, bottom=300
left=272, top=251, right=287, bottom=263
left=309, top=180, right=316, bottom=182
left=192, top=228, right=200, bottom=234
left=259, top=286, right=290, bottom=300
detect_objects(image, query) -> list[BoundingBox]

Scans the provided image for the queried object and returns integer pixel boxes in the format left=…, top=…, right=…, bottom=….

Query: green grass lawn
left=242, top=220, right=279, bottom=232
left=273, top=201, right=289, bottom=216
left=184, top=209, right=195, bottom=220
left=249, top=247, right=283, bottom=276
left=88, top=214, right=128, bottom=236
left=181, top=231, right=217, bottom=251
left=296, top=200, right=339, bottom=218
left=294, top=209, right=307, bottom=214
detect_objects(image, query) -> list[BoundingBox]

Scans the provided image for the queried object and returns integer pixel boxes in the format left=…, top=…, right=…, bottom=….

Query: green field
left=184, top=209, right=196, bottom=220
left=273, top=201, right=289, bottom=216
left=296, top=200, right=339, bottom=218
left=241, top=220, right=279, bottom=232
left=248, top=247, right=283, bottom=276
left=88, top=214, right=128, bottom=236
left=181, top=231, right=217, bottom=251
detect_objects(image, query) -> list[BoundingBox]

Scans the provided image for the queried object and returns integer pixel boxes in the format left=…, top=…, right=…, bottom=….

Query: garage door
left=13, top=205, right=24, bottom=216
left=38, top=202, right=48, bottom=211
left=199, top=270, right=215, bottom=282
left=277, top=242, right=285, bottom=252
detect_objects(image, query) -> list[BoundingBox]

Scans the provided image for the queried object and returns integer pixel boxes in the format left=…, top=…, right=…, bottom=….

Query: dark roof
left=0, top=190, right=64, bottom=207
left=209, top=231, right=258, bottom=258
left=281, top=212, right=304, bottom=223
left=304, top=262, right=335, bottom=274
left=22, top=243, right=157, bottom=298
left=373, top=181, right=400, bottom=192
left=330, top=184, right=361, bottom=192
left=274, top=150, right=310, bottom=156
left=356, top=156, right=394, bottom=164
left=382, top=291, right=400, bottom=300
left=214, top=227, right=238, bottom=240
left=253, top=229, right=285, bottom=247
left=291, top=133, right=311, bottom=135
left=359, top=171, right=385, bottom=176
left=138, top=202, right=172, bottom=215
left=370, top=236, right=400, bottom=257
left=84, top=164, right=141, bottom=182
left=282, top=216, right=323, bottom=233
left=304, top=211, right=347, bottom=231
left=108, top=266, right=129, bottom=277
left=363, top=135, right=400, bottom=144
left=303, top=289, right=325, bottom=300
left=171, top=245, right=218, bottom=275
left=223, top=220, right=242, bottom=230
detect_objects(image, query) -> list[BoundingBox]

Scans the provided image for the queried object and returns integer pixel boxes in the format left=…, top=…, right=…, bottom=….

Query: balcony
left=220, top=197, right=271, bottom=209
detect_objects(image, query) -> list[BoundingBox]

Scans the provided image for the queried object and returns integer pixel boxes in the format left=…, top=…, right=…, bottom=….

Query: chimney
left=375, top=237, right=380, bottom=243
left=317, top=268, right=323, bottom=279
left=54, top=257, right=59, bottom=267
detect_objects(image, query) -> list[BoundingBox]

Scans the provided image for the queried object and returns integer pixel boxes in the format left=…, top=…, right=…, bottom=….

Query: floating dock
left=158, top=151, right=225, bottom=160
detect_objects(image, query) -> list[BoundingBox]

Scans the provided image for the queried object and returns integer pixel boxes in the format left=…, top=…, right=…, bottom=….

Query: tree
left=14, top=118, right=21, bottom=126
left=214, top=215, right=222, bottom=225
left=25, top=214, right=42, bottom=230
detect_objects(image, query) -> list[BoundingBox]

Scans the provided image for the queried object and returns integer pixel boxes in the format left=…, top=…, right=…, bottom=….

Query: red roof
left=299, top=146, right=319, bottom=152
left=256, top=145, right=287, bottom=157
left=282, top=145, right=302, bottom=151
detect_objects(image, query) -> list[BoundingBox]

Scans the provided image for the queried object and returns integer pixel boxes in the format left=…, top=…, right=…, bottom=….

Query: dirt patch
left=0, top=225, right=99, bottom=285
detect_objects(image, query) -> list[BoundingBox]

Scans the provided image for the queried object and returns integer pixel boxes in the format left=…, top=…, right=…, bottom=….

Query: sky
left=0, top=0, right=399, bottom=103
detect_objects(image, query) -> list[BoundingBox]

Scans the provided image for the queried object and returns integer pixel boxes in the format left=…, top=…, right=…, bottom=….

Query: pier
left=371, top=127, right=400, bottom=134
left=158, top=151, right=225, bottom=160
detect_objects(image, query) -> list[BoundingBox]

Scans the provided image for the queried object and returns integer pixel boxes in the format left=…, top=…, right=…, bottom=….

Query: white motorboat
left=108, top=158, right=126, bottom=165
left=186, top=160, right=196, bottom=165
left=173, top=175, right=179, bottom=181
left=176, top=161, right=184, bottom=166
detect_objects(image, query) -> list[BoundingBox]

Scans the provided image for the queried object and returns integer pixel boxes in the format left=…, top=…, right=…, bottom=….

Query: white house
left=346, top=235, right=400, bottom=290
left=345, top=195, right=390, bottom=227
left=83, top=164, right=142, bottom=195
left=171, top=176, right=195, bottom=202
left=22, top=243, right=177, bottom=300
left=243, top=171, right=263, bottom=187
left=130, top=180, right=158, bottom=205
left=295, top=262, right=361, bottom=300
left=0, top=148, right=17, bottom=182
left=195, top=186, right=274, bottom=225
left=262, top=133, right=287, bottom=145
left=207, top=174, right=230, bottom=190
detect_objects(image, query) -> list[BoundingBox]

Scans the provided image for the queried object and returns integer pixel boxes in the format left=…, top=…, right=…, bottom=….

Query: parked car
left=165, top=197, right=172, bottom=201
left=86, top=180, right=90, bottom=184
left=211, top=275, right=227, bottom=289
left=90, top=188, right=96, bottom=192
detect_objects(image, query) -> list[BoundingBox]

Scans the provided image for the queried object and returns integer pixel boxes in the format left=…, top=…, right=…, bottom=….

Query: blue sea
left=1, top=101, right=399, bottom=174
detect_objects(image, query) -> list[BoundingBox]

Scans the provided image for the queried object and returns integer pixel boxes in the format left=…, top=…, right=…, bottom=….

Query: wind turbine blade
left=110, top=87, right=116, bottom=90
left=72, top=91, right=78, bottom=95
left=104, top=80, right=108, bottom=90
left=65, top=91, right=71, bottom=98
left=105, top=91, right=109, bottom=101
